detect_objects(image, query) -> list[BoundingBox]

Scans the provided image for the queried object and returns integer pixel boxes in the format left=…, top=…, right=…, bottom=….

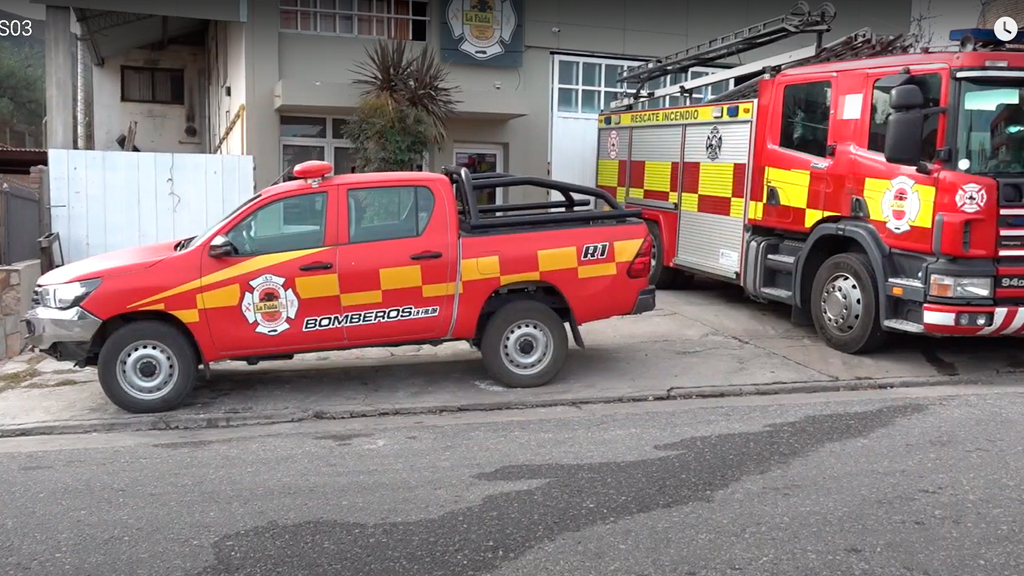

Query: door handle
left=410, top=251, right=443, bottom=261
left=766, top=186, right=781, bottom=206
left=299, top=262, right=333, bottom=271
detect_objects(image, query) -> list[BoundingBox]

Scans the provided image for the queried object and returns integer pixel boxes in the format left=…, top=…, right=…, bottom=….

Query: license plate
left=998, top=276, right=1024, bottom=288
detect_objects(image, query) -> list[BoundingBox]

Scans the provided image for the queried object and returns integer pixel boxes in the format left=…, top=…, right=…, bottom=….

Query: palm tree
left=344, top=39, right=460, bottom=172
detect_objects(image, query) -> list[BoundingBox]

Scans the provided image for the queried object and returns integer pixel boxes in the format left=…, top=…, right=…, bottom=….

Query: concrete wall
left=0, top=260, right=41, bottom=360
left=91, top=44, right=207, bottom=153
left=208, top=21, right=249, bottom=155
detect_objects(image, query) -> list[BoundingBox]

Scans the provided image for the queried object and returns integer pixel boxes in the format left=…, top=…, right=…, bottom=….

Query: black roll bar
left=441, top=166, right=639, bottom=231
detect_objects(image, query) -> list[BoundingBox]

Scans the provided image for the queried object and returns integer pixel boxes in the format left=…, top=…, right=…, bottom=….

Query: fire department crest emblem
left=607, top=130, right=619, bottom=159
left=241, top=274, right=299, bottom=336
left=705, top=126, right=723, bottom=161
left=880, top=176, right=922, bottom=234
left=446, top=0, right=518, bottom=60
left=956, top=183, right=986, bottom=213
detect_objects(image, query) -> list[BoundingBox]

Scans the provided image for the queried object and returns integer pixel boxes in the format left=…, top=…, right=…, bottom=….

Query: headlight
left=35, top=279, right=102, bottom=310
left=928, top=275, right=992, bottom=299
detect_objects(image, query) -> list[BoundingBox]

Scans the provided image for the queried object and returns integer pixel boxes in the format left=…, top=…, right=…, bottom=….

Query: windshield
left=957, top=78, right=1024, bottom=175
left=183, top=194, right=262, bottom=249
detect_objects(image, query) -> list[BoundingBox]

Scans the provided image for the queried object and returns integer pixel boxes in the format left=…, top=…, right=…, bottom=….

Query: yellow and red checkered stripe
left=679, top=161, right=747, bottom=219
left=596, top=159, right=628, bottom=204
left=127, top=239, right=648, bottom=323
left=747, top=167, right=936, bottom=233
left=626, top=160, right=682, bottom=204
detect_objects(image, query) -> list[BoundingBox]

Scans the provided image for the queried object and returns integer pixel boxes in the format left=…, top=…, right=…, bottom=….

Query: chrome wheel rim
left=820, top=272, right=864, bottom=336
left=116, top=340, right=178, bottom=400
left=501, top=321, right=554, bottom=376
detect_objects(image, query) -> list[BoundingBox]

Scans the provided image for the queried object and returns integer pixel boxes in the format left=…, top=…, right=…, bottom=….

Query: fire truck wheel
left=810, top=253, right=887, bottom=354
left=646, top=221, right=676, bottom=289
left=97, top=320, right=198, bottom=413
left=481, top=300, right=568, bottom=388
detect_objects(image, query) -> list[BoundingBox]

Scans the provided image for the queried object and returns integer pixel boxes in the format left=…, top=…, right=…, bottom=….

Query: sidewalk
left=1, top=282, right=1021, bottom=437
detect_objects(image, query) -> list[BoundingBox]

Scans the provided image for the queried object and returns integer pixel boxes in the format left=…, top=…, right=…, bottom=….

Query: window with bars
left=121, top=67, right=186, bottom=105
left=280, top=0, right=429, bottom=41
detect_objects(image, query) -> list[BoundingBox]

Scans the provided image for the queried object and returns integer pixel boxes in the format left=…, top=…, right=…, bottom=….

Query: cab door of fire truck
left=756, top=71, right=840, bottom=235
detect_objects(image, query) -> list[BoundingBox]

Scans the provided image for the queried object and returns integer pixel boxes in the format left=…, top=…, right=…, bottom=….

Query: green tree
left=344, top=39, right=459, bottom=173
left=0, top=42, right=44, bottom=139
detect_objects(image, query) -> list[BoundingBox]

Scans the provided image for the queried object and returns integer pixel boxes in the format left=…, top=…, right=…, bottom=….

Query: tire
left=647, top=220, right=677, bottom=289
left=97, top=320, right=198, bottom=413
left=480, top=300, right=569, bottom=388
left=810, top=252, right=887, bottom=354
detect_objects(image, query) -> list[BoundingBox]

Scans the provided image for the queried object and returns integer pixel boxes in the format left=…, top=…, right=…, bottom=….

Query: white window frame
left=454, top=143, right=505, bottom=205
left=279, top=114, right=428, bottom=176
left=552, top=54, right=646, bottom=120
left=640, top=66, right=736, bottom=110
left=278, top=0, right=430, bottom=41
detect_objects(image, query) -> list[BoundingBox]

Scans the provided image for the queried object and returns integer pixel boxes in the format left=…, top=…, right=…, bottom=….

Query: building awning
left=31, top=0, right=246, bottom=23
left=0, top=148, right=47, bottom=175
left=70, top=9, right=208, bottom=65
left=274, top=80, right=530, bottom=121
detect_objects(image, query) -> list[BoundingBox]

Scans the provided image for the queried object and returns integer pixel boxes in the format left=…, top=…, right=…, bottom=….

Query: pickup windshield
left=181, top=194, right=262, bottom=250
left=957, top=78, right=1024, bottom=175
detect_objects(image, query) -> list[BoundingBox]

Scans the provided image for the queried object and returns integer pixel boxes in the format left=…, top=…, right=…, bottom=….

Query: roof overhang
left=30, top=0, right=246, bottom=23
left=72, top=9, right=208, bottom=65
left=0, top=149, right=47, bottom=175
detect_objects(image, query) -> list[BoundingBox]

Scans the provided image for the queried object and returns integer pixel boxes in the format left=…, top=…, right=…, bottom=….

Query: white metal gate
left=47, top=149, right=255, bottom=263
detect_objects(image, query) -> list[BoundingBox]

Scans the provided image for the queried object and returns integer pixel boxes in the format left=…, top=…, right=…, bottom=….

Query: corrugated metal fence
left=47, top=150, right=255, bottom=263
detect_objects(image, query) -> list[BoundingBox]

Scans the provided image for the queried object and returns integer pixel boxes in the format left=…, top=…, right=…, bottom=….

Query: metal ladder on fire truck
left=608, top=1, right=915, bottom=111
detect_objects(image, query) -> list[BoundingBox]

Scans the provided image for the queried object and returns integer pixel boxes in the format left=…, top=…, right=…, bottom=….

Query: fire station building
left=40, top=0, right=911, bottom=204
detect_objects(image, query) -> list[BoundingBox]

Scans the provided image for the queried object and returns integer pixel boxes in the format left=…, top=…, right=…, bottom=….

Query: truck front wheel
left=480, top=300, right=568, bottom=388
left=97, top=320, right=198, bottom=413
left=810, top=253, right=887, bottom=354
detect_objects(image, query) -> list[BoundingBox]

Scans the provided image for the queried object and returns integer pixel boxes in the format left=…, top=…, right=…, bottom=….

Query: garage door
left=549, top=54, right=642, bottom=207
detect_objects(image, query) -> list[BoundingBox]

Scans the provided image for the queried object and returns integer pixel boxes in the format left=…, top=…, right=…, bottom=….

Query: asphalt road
left=3, top=385, right=1024, bottom=575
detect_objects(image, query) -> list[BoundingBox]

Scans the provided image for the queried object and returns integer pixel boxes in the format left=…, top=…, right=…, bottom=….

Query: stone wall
left=0, top=260, right=41, bottom=359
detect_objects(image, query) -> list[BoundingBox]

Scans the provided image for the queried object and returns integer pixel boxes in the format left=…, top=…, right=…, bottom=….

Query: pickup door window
left=200, top=189, right=346, bottom=355
left=333, top=184, right=457, bottom=345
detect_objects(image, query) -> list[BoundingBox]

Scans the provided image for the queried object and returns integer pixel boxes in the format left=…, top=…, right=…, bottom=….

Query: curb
left=0, top=374, right=1001, bottom=438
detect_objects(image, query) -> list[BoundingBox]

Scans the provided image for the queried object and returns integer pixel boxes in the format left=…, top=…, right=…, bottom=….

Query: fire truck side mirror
left=890, top=84, right=925, bottom=111
left=884, top=110, right=925, bottom=168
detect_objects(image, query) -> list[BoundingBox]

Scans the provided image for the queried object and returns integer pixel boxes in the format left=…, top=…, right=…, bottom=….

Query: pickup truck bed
left=25, top=162, right=656, bottom=413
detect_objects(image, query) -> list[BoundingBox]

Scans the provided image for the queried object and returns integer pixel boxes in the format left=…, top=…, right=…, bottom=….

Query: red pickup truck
left=25, top=162, right=656, bottom=413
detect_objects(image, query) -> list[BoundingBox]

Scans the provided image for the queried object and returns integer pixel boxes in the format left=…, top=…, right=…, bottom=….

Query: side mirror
left=208, top=234, right=235, bottom=258
left=884, top=110, right=925, bottom=167
left=890, top=84, right=924, bottom=111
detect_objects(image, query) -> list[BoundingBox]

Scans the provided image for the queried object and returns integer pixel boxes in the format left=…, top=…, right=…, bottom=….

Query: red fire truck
left=595, top=1, right=1024, bottom=354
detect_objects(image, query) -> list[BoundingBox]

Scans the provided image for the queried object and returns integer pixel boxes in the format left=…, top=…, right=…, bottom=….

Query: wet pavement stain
left=314, top=433, right=373, bottom=446
left=920, top=349, right=959, bottom=376
left=194, top=403, right=927, bottom=576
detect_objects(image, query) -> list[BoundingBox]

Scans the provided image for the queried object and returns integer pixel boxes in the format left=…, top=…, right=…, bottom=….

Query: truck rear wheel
left=97, top=320, right=198, bottom=413
left=480, top=300, right=568, bottom=388
left=810, top=253, right=887, bottom=354
left=647, top=220, right=691, bottom=289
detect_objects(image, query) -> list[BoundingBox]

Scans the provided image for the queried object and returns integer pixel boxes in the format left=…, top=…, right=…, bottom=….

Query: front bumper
left=923, top=304, right=1024, bottom=336
left=631, top=286, right=656, bottom=315
left=24, top=306, right=102, bottom=351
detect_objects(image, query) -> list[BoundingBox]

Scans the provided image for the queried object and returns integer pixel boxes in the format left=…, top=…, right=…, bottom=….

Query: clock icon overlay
left=995, top=16, right=1019, bottom=42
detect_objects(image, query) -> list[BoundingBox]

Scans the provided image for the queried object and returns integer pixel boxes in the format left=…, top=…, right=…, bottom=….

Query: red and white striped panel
left=923, top=306, right=1024, bottom=336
